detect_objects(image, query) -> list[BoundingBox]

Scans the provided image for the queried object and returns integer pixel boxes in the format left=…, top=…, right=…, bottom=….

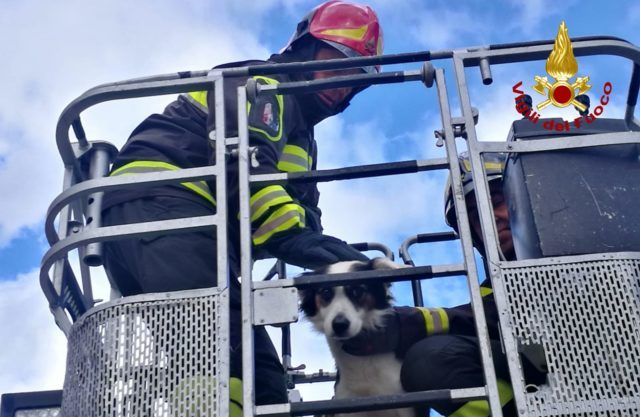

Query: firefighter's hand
left=341, top=312, right=400, bottom=356
left=263, top=229, right=368, bottom=270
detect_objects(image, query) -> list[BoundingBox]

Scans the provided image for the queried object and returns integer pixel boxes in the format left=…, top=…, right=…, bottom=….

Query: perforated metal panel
left=61, top=288, right=228, bottom=417
left=499, top=255, right=640, bottom=416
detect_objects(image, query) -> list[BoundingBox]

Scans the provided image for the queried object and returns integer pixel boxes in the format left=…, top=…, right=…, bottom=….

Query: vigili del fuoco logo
left=513, top=21, right=613, bottom=131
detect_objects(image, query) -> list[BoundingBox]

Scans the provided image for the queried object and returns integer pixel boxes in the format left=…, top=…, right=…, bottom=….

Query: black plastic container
left=503, top=118, right=640, bottom=259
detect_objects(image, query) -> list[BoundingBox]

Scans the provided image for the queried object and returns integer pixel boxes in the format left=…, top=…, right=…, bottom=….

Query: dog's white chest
left=333, top=352, right=403, bottom=398
left=329, top=344, right=415, bottom=417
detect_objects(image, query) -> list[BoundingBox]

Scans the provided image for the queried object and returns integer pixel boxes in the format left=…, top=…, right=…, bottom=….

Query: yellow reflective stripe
left=230, top=377, right=243, bottom=417
left=230, top=402, right=242, bottom=417
left=185, top=91, right=209, bottom=113
left=277, top=144, right=311, bottom=172
left=249, top=185, right=293, bottom=222
left=319, top=25, right=368, bottom=41
left=110, top=160, right=216, bottom=206
left=253, top=204, right=305, bottom=245
left=418, top=307, right=434, bottom=336
left=450, top=379, right=513, bottom=417
left=480, top=287, right=493, bottom=297
left=277, top=160, right=307, bottom=172
left=436, top=307, right=450, bottom=333
left=283, top=144, right=309, bottom=160
left=418, top=307, right=450, bottom=336
left=247, top=76, right=284, bottom=142
left=462, top=160, right=503, bottom=172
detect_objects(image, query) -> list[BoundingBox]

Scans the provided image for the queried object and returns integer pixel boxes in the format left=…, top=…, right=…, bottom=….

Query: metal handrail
left=44, top=35, right=640, bottom=417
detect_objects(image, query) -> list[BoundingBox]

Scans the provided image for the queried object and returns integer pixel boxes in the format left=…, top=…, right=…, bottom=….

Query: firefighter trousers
left=401, top=334, right=545, bottom=417
left=102, top=195, right=288, bottom=407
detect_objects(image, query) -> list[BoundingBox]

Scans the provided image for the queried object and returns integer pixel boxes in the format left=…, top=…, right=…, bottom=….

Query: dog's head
left=299, top=257, right=402, bottom=340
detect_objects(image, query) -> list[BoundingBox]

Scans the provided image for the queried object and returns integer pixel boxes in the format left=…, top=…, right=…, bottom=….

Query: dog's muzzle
left=332, top=314, right=351, bottom=336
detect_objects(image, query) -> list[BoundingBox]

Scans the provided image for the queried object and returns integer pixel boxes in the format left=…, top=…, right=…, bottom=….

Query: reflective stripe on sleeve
left=417, top=307, right=450, bottom=336
left=184, top=91, right=209, bottom=113
left=480, top=286, right=493, bottom=297
left=249, top=185, right=293, bottom=222
left=449, top=379, right=513, bottom=417
left=252, top=203, right=305, bottom=245
left=277, top=144, right=312, bottom=172
left=229, top=377, right=243, bottom=417
left=110, top=160, right=216, bottom=205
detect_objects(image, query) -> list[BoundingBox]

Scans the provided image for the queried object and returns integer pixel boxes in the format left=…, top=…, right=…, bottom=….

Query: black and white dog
left=299, top=258, right=415, bottom=417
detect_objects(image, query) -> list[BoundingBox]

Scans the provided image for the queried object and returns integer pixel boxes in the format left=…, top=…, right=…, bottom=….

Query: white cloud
left=0, top=0, right=275, bottom=398
left=411, top=9, right=485, bottom=50
left=0, top=269, right=67, bottom=394
left=0, top=0, right=273, bottom=247
left=503, top=0, right=579, bottom=37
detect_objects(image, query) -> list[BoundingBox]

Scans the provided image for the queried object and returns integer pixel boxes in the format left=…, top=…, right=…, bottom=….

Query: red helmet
left=283, top=1, right=384, bottom=73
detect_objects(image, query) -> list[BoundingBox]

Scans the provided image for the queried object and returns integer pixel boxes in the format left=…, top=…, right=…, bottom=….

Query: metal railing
left=41, top=36, right=640, bottom=417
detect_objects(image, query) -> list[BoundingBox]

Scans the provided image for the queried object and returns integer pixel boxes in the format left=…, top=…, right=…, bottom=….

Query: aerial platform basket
left=61, top=288, right=229, bottom=417
left=14, top=34, right=640, bottom=417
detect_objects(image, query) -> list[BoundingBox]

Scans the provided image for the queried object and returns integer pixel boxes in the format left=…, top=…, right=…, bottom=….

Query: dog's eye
left=347, top=286, right=365, bottom=300
left=319, top=288, right=334, bottom=302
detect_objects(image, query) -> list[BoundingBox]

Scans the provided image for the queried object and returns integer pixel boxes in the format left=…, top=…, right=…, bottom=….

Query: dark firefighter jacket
left=393, top=281, right=499, bottom=357
left=103, top=60, right=363, bottom=271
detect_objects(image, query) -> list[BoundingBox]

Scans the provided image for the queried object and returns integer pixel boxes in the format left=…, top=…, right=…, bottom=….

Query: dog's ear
left=299, top=288, right=318, bottom=316
left=352, top=258, right=396, bottom=309
left=366, top=281, right=394, bottom=309
left=369, top=257, right=407, bottom=271
left=366, top=257, right=407, bottom=291
left=297, top=265, right=336, bottom=317
left=298, top=287, right=318, bottom=317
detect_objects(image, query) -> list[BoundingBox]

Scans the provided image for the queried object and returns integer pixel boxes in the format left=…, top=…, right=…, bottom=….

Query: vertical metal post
left=77, top=243, right=94, bottom=307
left=277, top=261, right=295, bottom=386
left=435, top=67, right=504, bottom=417
left=625, top=63, right=640, bottom=126
left=399, top=235, right=425, bottom=307
left=52, top=167, right=76, bottom=295
left=214, top=73, right=230, bottom=290
left=237, top=85, right=256, bottom=417
left=213, top=71, right=230, bottom=417
left=51, top=164, right=77, bottom=335
left=83, top=143, right=113, bottom=267
left=409, top=266, right=424, bottom=307
left=453, top=53, right=537, bottom=417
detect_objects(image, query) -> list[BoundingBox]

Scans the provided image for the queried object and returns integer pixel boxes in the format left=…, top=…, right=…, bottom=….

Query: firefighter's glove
left=341, top=307, right=429, bottom=359
left=262, top=228, right=368, bottom=270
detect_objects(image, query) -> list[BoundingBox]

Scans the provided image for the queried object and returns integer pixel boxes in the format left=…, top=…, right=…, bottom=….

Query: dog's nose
left=332, top=315, right=351, bottom=335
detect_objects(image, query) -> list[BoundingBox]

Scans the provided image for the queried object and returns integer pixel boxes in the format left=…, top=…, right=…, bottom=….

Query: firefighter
left=343, top=153, right=546, bottom=417
left=101, top=0, right=383, bottom=411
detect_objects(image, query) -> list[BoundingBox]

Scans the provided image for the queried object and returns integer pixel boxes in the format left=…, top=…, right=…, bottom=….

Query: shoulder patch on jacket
left=248, top=76, right=284, bottom=142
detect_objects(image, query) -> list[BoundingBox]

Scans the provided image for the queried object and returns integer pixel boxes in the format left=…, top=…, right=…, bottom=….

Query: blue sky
left=1, top=0, right=639, bottom=413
